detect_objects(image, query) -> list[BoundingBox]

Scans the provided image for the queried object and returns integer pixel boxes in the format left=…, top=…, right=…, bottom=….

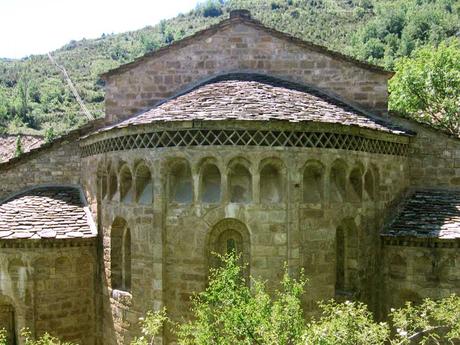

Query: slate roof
left=100, top=74, right=410, bottom=136
left=0, top=186, right=96, bottom=240
left=384, top=189, right=460, bottom=239
left=0, top=135, right=44, bottom=163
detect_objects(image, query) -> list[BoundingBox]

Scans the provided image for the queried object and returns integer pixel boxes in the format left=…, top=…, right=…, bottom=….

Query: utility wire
left=47, top=52, right=94, bottom=121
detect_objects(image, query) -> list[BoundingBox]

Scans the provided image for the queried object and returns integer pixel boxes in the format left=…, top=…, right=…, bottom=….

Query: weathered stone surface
left=0, top=10, right=459, bottom=345
left=100, top=74, right=408, bottom=136
left=103, top=15, right=391, bottom=124
left=0, top=244, right=97, bottom=344
left=0, top=186, right=96, bottom=239
left=0, top=134, right=44, bottom=163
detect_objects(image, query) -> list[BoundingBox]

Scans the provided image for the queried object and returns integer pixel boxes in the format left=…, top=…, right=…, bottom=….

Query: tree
left=132, top=254, right=460, bottom=345
left=17, top=63, right=32, bottom=118
left=389, top=41, right=460, bottom=136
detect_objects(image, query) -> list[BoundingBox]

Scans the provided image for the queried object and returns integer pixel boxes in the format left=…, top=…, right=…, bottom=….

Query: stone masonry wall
left=104, top=19, right=390, bottom=124
left=391, top=116, right=460, bottom=188
left=0, top=141, right=81, bottom=201
left=81, top=139, right=409, bottom=343
left=0, top=242, right=97, bottom=344
left=81, top=153, right=163, bottom=345
left=382, top=243, right=460, bottom=315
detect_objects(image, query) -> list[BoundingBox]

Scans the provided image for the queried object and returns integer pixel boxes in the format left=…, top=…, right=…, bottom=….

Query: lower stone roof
left=99, top=73, right=411, bottom=136
left=384, top=189, right=460, bottom=239
left=0, top=134, right=44, bottom=163
left=0, top=186, right=96, bottom=240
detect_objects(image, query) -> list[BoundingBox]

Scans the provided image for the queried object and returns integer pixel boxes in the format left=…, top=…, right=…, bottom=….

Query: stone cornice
left=0, top=237, right=96, bottom=249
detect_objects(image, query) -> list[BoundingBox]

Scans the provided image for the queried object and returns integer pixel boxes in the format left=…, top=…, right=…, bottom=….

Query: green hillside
left=0, top=0, right=459, bottom=136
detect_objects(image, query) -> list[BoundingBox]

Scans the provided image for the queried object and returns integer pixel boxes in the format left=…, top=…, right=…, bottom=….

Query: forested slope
left=0, top=0, right=458, bottom=136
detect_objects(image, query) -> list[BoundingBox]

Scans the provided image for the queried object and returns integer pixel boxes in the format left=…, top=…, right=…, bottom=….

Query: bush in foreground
left=2, top=254, right=459, bottom=344
left=133, top=254, right=460, bottom=345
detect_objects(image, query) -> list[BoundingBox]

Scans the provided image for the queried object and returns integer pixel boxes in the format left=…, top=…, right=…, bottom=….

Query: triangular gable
left=102, top=10, right=391, bottom=124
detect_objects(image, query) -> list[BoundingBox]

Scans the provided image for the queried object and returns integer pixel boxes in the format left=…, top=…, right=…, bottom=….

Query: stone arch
left=108, top=162, right=118, bottom=201
left=389, top=254, right=407, bottom=280
left=199, top=160, right=221, bottom=203
left=55, top=256, right=72, bottom=278
left=364, top=164, right=379, bottom=201
left=228, top=158, right=252, bottom=203
left=259, top=158, right=284, bottom=204
left=335, top=219, right=359, bottom=295
left=169, top=159, right=193, bottom=204
left=119, top=164, right=134, bottom=203
left=111, top=217, right=131, bottom=292
left=0, top=295, right=17, bottom=345
left=349, top=163, right=364, bottom=202
left=33, top=257, right=50, bottom=280
left=134, top=162, right=153, bottom=204
left=207, top=218, right=251, bottom=277
left=329, top=159, right=347, bottom=203
left=302, top=160, right=325, bottom=203
left=7, top=259, right=26, bottom=280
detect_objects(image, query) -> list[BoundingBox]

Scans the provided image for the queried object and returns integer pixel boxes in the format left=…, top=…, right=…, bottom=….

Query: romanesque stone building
left=0, top=10, right=459, bottom=344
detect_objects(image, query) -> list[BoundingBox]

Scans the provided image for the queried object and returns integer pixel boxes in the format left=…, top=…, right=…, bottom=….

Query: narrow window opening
left=136, top=164, right=153, bottom=204
left=349, top=168, right=363, bottom=202
left=108, top=169, right=118, bottom=201
left=229, top=164, right=252, bottom=203
left=120, top=166, right=134, bottom=203
left=111, top=218, right=131, bottom=292
left=260, top=164, right=282, bottom=203
left=303, top=163, right=324, bottom=203
left=170, top=161, right=193, bottom=203
left=364, top=170, right=375, bottom=201
left=330, top=163, right=347, bottom=202
left=201, top=164, right=221, bottom=203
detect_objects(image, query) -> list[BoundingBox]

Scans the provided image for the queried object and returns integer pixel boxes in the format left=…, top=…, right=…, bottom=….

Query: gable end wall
left=105, top=22, right=390, bottom=123
left=0, top=141, right=81, bottom=200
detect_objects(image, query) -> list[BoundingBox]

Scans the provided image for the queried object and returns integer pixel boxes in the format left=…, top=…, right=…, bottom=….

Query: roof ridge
left=101, top=13, right=391, bottom=79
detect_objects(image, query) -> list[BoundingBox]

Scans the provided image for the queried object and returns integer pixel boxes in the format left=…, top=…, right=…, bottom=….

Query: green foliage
left=390, top=295, right=460, bottom=344
left=350, top=0, right=460, bottom=68
left=176, top=255, right=307, bottom=345
left=21, top=329, right=74, bottom=345
left=131, top=309, right=169, bottom=345
left=0, top=0, right=459, bottom=137
left=303, top=300, right=389, bottom=344
left=0, top=329, right=7, bottom=345
left=389, top=41, right=460, bottom=135
left=196, top=0, right=225, bottom=17
left=15, top=135, right=23, bottom=157
left=131, top=254, right=460, bottom=345
left=44, top=127, right=56, bottom=143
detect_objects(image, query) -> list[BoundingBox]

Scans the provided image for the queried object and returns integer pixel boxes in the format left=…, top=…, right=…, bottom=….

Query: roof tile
left=101, top=74, right=410, bottom=136
left=0, top=186, right=96, bottom=240
left=385, top=189, right=460, bottom=239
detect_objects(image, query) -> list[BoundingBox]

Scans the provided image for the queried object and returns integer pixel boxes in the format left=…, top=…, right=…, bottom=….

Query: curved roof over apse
left=384, top=189, right=460, bottom=240
left=96, top=74, right=411, bottom=136
left=0, top=186, right=97, bottom=240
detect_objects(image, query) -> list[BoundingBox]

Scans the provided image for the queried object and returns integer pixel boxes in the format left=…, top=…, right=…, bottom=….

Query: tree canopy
left=0, top=0, right=459, bottom=137
left=389, top=41, right=460, bottom=136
